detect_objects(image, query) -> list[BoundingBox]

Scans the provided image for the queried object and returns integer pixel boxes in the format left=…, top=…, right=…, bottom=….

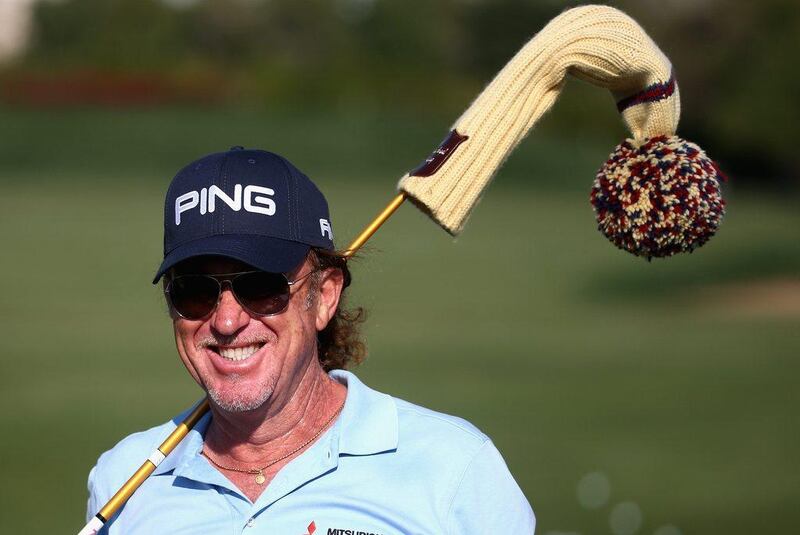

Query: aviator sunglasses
left=165, top=269, right=317, bottom=320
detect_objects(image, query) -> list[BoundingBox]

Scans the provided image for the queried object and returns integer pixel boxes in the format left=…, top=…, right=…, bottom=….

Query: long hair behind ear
left=311, top=248, right=367, bottom=371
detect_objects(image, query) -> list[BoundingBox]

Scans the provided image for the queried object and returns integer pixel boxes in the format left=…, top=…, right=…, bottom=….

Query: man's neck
left=203, top=364, right=347, bottom=465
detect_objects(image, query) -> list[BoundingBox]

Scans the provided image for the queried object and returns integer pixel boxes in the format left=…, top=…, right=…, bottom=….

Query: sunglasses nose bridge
left=218, top=278, right=233, bottom=291
left=216, top=278, right=240, bottom=308
left=217, top=278, right=244, bottom=311
left=210, top=277, right=252, bottom=332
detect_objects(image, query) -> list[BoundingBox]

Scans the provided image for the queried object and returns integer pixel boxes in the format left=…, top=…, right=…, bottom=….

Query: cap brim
left=152, top=234, right=310, bottom=284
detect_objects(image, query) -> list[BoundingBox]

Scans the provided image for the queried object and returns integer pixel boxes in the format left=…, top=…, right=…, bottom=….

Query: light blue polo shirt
left=87, top=370, right=535, bottom=534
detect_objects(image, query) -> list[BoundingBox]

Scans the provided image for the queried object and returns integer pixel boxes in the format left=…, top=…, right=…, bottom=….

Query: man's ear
left=315, top=268, right=345, bottom=331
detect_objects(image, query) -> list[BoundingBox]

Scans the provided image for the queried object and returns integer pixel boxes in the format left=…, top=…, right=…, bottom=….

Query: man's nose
left=211, top=286, right=250, bottom=335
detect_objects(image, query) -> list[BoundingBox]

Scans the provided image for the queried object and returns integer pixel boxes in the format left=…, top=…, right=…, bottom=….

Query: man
left=86, top=146, right=535, bottom=533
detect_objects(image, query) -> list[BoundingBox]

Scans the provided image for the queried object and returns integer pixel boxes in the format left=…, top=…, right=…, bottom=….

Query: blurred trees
left=30, top=0, right=191, bottom=69
left=2, top=0, right=797, bottom=187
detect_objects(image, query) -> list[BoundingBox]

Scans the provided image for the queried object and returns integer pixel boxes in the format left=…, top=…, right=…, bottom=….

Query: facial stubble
left=206, top=372, right=275, bottom=413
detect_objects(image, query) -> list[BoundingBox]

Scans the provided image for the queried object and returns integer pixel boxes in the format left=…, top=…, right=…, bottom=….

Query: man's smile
left=209, top=343, right=265, bottom=362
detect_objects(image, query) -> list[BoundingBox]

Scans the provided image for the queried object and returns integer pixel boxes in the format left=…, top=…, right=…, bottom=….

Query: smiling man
left=85, top=147, right=535, bottom=533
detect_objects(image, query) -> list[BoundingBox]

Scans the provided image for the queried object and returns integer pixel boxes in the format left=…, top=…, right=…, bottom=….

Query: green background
left=0, top=106, right=797, bottom=534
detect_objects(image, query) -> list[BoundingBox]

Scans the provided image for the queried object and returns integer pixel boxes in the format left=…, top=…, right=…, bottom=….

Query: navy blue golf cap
left=153, top=147, right=334, bottom=283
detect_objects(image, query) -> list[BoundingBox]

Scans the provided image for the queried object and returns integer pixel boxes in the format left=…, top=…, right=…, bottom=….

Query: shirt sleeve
left=445, top=439, right=536, bottom=534
left=86, top=464, right=111, bottom=534
left=86, top=465, right=99, bottom=523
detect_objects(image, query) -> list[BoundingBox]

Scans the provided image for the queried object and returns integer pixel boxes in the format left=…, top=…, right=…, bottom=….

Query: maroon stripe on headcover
left=616, top=72, right=676, bottom=112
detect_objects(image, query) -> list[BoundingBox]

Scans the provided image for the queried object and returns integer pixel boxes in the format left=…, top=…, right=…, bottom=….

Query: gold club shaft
left=344, top=193, right=406, bottom=257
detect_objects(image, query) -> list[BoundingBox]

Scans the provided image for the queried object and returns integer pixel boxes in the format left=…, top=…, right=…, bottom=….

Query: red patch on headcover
left=307, top=521, right=316, bottom=534
left=409, top=130, right=469, bottom=177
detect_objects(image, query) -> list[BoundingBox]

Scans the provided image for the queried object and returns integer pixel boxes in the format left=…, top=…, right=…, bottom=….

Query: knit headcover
left=398, top=4, right=725, bottom=259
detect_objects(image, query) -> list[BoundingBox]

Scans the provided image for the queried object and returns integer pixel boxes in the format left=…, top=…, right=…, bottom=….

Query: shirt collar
left=152, top=369, right=398, bottom=477
left=330, top=369, right=398, bottom=456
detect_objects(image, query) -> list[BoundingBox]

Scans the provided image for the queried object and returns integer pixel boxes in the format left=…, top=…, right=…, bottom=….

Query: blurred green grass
left=0, top=107, right=798, bottom=534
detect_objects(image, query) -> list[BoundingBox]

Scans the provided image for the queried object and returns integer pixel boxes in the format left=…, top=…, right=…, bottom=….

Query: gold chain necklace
left=201, top=402, right=344, bottom=485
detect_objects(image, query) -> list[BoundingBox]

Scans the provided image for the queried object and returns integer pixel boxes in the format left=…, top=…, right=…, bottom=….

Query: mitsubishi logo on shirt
left=326, top=528, right=384, bottom=535
left=303, top=522, right=384, bottom=535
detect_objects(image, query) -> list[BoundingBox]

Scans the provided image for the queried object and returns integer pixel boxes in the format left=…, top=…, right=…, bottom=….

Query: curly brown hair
left=308, top=248, right=367, bottom=371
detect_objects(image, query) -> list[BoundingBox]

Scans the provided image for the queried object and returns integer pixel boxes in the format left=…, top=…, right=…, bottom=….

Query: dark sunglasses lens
left=233, top=272, right=290, bottom=315
left=169, top=276, right=220, bottom=319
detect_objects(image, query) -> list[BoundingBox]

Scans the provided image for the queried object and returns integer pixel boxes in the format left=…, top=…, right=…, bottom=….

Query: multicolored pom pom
left=590, top=135, right=726, bottom=259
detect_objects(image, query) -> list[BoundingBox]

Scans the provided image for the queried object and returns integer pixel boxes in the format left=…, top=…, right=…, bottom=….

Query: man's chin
left=207, top=385, right=273, bottom=413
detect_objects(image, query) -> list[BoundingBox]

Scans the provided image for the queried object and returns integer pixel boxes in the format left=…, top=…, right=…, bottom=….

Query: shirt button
left=246, top=518, right=255, bottom=528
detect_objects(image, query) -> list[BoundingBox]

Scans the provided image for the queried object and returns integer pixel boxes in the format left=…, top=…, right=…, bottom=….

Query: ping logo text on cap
left=175, top=183, right=276, bottom=225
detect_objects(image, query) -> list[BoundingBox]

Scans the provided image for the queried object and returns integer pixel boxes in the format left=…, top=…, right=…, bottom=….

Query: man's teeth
left=217, top=344, right=261, bottom=361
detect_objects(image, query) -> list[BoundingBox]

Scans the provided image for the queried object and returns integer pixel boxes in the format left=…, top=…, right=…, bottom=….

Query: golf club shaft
left=344, top=193, right=406, bottom=257
left=78, top=192, right=407, bottom=535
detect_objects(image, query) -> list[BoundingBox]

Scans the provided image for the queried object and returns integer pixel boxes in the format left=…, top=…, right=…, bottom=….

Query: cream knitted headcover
left=398, top=4, right=725, bottom=258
